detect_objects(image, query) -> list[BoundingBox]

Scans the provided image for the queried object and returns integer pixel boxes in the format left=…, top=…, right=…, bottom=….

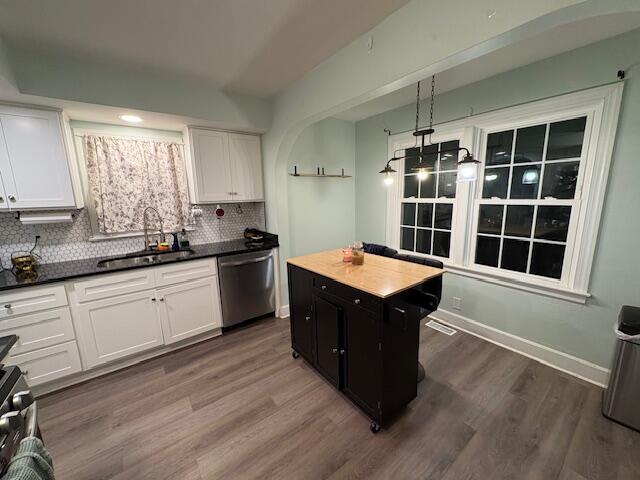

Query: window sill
left=444, top=264, right=590, bottom=304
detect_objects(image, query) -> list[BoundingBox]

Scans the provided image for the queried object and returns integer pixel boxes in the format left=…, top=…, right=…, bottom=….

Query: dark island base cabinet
left=287, top=264, right=422, bottom=431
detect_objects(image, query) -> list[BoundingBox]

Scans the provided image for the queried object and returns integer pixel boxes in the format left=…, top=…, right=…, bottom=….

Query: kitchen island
left=287, top=249, right=444, bottom=432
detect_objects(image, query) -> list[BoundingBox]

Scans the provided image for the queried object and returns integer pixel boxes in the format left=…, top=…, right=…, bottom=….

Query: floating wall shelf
left=289, top=166, right=352, bottom=178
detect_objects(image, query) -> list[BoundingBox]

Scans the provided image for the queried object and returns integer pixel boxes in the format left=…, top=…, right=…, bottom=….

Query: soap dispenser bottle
left=180, top=228, right=190, bottom=249
left=170, top=232, right=180, bottom=251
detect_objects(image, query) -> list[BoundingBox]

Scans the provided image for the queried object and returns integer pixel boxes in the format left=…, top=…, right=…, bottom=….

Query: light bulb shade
left=379, top=164, right=397, bottom=175
left=383, top=174, right=394, bottom=186
left=457, top=154, right=480, bottom=182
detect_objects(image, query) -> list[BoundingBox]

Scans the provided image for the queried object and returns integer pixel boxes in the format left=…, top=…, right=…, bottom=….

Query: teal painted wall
left=287, top=118, right=356, bottom=259
left=262, top=1, right=633, bottom=309
left=354, top=28, right=640, bottom=368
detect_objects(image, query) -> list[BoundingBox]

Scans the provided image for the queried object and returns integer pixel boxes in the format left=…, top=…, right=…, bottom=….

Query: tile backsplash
left=0, top=203, right=266, bottom=268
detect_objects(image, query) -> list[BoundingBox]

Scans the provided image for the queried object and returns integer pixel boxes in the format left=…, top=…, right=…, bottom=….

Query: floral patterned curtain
left=83, top=135, right=191, bottom=234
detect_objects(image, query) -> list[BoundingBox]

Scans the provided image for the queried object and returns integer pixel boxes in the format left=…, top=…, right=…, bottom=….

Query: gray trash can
left=602, top=305, right=640, bottom=431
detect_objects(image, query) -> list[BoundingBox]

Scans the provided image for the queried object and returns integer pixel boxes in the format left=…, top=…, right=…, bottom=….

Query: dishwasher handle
left=219, top=252, right=273, bottom=268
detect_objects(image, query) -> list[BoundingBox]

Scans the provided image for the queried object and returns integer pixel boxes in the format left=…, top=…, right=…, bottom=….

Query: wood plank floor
left=38, top=316, right=640, bottom=480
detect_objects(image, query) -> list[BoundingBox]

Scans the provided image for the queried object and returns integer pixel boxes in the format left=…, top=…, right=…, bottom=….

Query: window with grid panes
left=474, top=116, right=587, bottom=280
left=400, top=140, right=459, bottom=258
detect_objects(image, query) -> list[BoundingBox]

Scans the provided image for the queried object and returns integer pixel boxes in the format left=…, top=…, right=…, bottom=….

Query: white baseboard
left=429, top=309, right=610, bottom=388
left=277, top=304, right=290, bottom=318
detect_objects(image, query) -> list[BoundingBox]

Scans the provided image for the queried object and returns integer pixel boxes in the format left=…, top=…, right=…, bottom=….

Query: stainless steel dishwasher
left=218, top=249, right=276, bottom=328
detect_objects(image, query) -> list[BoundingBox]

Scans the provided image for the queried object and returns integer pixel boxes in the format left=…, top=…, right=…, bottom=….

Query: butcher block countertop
left=287, top=249, right=444, bottom=298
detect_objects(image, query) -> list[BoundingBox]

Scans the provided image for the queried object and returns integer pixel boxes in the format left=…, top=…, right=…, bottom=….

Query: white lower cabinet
left=71, top=264, right=222, bottom=369
left=8, top=341, right=82, bottom=387
left=74, top=291, right=164, bottom=369
left=158, top=277, right=222, bottom=344
left=5, top=259, right=225, bottom=390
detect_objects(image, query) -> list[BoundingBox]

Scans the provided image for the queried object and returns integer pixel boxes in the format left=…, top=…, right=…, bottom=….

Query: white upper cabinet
left=0, top=105, right=77, bottom=210
left=190, top=128, right=233, bottom=202
left=186, top=127, right=263, bottom=203
left=228, top=133, right=263, bottom=201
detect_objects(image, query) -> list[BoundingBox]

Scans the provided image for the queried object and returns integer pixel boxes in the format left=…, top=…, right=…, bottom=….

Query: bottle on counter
left=180, top=228, right=190, bottom=249
left=351, top=241, right=364, bottom=265
left=342, top=246, right=353, bottom=263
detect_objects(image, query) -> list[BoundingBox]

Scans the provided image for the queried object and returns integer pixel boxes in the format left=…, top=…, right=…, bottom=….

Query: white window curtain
left=83, top=134, right=191, bottom=234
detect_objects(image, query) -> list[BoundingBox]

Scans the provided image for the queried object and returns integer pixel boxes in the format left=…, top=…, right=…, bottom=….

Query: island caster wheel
left=370, top=422, right=381, bottom=434
left=292, top=350, right=300, bottom=359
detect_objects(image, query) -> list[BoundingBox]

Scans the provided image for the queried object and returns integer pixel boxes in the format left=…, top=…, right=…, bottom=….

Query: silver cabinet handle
left=354, top=298, right=361, bottom=305
left=332, top=348, right=338, bottom=353
left=321, top=285, right=327, bottom=290
left=305, top=316, right=310, bottom=321
left=8, top=195, right=15, bottom=202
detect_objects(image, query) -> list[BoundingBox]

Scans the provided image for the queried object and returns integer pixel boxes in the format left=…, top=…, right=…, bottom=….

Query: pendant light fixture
left=380, top=75, right=480, bottom=185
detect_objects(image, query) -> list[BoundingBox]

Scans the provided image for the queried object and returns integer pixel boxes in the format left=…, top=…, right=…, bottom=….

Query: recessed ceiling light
left=119, top=114, right=143, bottom=123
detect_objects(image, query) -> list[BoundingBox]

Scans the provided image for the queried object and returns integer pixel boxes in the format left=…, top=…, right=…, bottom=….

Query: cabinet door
left=0, top=170, right=8, bottom=211
left=343, top=304, right=382, bottom=417
left=190, top=128, right=232, bottom=202
left=228, top=133, right=263, bottom=201
left=73, top=291, right=164, bottom=369
left=0, top=108, right=75, bottom=209
left=157, top=277, right=222, bottom=344
left=288, top=265, right=314, bottom=362
left=313, top=295, right=342, bottom=388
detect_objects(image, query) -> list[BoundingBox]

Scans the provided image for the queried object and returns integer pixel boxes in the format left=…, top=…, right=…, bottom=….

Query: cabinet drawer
left=154, top=259, right=217, bottom=287
left=313, top=276, right=381, bottom=315
left=0, top=285, right=68, bottom=319
left=7, top=341, right=82, bottom=387
left=1, top=307, right=75, bottom=356
left=73, top=269, right=155, bottom=302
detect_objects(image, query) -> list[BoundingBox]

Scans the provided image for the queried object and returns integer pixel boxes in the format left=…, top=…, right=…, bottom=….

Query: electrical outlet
left=452, top=297, right=462, bottom=311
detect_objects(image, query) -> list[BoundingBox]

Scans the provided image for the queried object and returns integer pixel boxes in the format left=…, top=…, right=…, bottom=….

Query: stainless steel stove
left=0, top=336, right=39, bottom=476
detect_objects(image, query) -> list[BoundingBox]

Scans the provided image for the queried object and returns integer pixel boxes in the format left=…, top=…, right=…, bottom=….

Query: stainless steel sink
left=97, top=249, right=195, bottom=269
left=153, top=250, right=195, bottom=261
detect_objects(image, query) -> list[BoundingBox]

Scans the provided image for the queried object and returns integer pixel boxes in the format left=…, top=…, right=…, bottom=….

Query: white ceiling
left=334, top=14, right=640, bottom=122
left=0, top=0, right=410, bottom=98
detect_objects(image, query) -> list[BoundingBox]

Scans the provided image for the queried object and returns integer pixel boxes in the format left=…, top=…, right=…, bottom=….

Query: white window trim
left=386, top=83, right=624, bottom=304
left=72, top=128, right=190, bottom=241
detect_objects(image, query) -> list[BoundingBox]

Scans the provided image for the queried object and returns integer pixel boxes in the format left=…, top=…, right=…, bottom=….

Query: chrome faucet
left=143, top=207, right=166, bottom=250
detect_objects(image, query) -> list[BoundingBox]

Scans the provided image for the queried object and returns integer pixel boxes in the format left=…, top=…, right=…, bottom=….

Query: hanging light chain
left=413, top=81, right=421, bottom=147
left=429, top=74, right=435, bottom=143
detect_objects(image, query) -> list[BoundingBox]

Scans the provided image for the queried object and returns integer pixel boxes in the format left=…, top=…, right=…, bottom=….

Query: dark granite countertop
left=0, top=235, right=279, bottom=292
